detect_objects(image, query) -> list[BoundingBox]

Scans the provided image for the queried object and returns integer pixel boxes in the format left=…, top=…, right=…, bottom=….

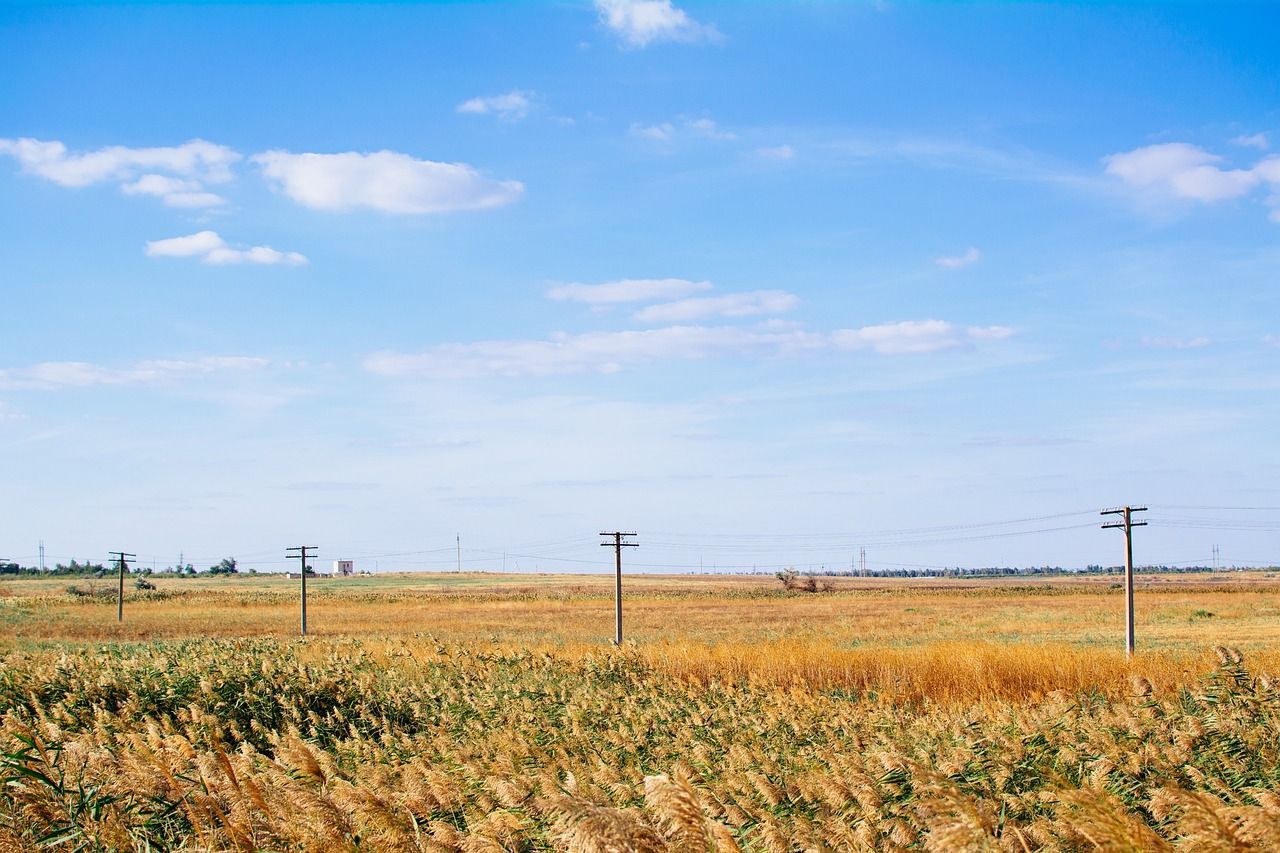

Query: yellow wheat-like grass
left=2, top=573, right=1280, bottom=850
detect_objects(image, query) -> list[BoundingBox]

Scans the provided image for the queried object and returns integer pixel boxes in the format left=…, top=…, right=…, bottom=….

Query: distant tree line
left=0, top=559, right=107, bottom=576
left=0, top=557, right=254, bottom=577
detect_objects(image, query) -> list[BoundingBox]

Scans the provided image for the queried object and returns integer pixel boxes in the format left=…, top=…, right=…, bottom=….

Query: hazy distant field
left=2, top=573, right=1279, bottom=849
left=5, top=570, right=1280, bottom=663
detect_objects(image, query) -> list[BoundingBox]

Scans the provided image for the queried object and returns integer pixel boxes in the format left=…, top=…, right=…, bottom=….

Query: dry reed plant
left=1, top=635, right=1279, bottom=850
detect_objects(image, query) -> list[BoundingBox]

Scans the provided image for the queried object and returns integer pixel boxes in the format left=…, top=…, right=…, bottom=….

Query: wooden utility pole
left=600, top=531, right=638, bottom=645
left=108, top=551, right=134, bottom=622
left=1101, top=506, right=1147, bottom=656
left=285, top=545, right=317, bottom=636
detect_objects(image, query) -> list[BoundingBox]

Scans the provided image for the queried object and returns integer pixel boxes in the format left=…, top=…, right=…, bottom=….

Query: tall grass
left=2, top=637, right=1279, bottom=849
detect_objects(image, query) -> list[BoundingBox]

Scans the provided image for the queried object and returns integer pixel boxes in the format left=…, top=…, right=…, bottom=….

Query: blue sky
left=2, top=1, right=1278, bottom=573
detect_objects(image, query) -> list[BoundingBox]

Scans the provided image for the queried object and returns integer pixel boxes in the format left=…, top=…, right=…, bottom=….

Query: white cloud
left=1104, top=142, right=1280, bottom=223
left=0, top=356, right=268, bottom=390
left=144, top=231, right=307, bottom=266
left=634, top=290, right=799, bottom=323
left=1140, top=335, right=1211, bottom=350
left=457, top=91, right=534, bottom=121
left=1255, top=157, right=1280, bottom=183
left=631, top=122, right=675, bottom=142
left=0, top=137, right=238, bottom=206
left=832, top=320, right=1011, bottom=355
left=252, top=149, right=524, bottom=214
left=121, top=174, right=226, bottom=208
left=161, top=191, right=227, bottom=208
left=757, top=144, right=795, bottom=160
left=546, top=278, right=713, bottom=305
left=1169, top=165, right=1258, bottom=202
left=631, top=118, right=734, bottom=143
left=685, top=118, right=735, bottom=140
left=967, top=325, right=1016, bottom=341
left=1103, top=142, right=1259, bottom=203
left=364, top=325, right=820, bottom=378
left=1232, top=133, right=1269, bottom=150
left=144, top=230, right=226, bottom=258
left=935, top=247, right=982, bottom=269
left=0, top=137, right=239, bottom=187
left=1250, top=158, right=1280, bottom=223
left=204, top=245, right=308, bottom=266
left=594, top=0, right=719, bottom=47
left=1104, top=143, right=1218, bottom=187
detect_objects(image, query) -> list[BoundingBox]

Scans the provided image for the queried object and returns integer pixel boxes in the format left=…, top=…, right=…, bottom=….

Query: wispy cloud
left=634, top=290, right=798, bottom=323
left=546, top=278, right=713, bottom=305
left=756, top=144, right=795, bottom=161
left=967, top=325, right=1017, bottom=341
left=630, top=117, right=734, bottom=144
left=120, top=174, right=226, bottom=208
left=1232, top=132, right=1269, bottom=150
left=144, top=231, right=307, bottom=266
left=365, top=319, right=1014, bottom=378
left=553, top=279, right=799, bottom=324
left=0, top=137, right=237, bottom=207
left=365, top=326, right=820, bottom=378
left=630, top=122, right=675, bottom=142
left=1140, top=335, right=1211, bottom=350
left=457, top=90, right=534, bottom=121
left=832, top=320, right=1012, bottom=355
left=594, top=0, right=720, bottom=48
left=284, top=481, right=379, bottom=492
left=685, top=118, right=735, bottom=140
left=252, top=149, right=524, bottom=214
left=0, top=356, right=268, bottom=390
left=935, top=247, right=982, bottom=269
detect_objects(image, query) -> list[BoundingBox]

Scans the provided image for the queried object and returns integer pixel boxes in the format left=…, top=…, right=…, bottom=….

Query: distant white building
left=333, top=560, right=354, bottom=577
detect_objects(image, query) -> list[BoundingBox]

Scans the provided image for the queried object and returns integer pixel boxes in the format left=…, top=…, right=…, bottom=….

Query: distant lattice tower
left=333, top=560, right=354, bottom=577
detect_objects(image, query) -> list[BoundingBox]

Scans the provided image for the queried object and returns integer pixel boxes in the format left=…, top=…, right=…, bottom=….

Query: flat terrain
left=7, top=570, right=1280, bottom=649
left=4, top=571, right=1280, bottom=695
left=2, top=572, right=1278, bottom=850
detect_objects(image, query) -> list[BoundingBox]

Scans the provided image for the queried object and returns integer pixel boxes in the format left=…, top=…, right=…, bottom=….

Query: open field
left=7, top=570, right=1280, bottom=650
left=3, top=572, right=1280, bottom=849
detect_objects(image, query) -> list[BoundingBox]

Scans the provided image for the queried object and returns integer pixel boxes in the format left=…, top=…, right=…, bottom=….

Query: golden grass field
left=2, top=571, right=1280, bottom=850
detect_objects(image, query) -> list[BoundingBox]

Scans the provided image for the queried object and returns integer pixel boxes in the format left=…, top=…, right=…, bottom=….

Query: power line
left=1152, top=505, right=1280, bottom=511
left=647, top=509, right=1100, bottom=542
left=644, top=521, right=1101, bottom=551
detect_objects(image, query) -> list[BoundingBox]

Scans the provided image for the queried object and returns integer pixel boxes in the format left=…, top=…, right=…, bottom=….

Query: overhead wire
left=7, top=506, right=1277, bottom=573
